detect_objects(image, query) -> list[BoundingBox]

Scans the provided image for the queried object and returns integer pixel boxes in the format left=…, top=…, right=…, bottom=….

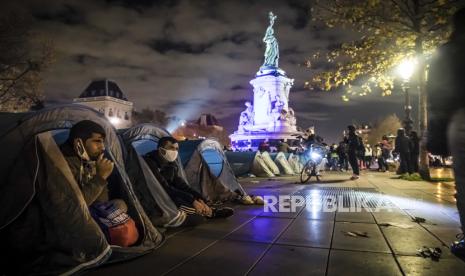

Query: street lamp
left=397, top=57, right=417, bottom=135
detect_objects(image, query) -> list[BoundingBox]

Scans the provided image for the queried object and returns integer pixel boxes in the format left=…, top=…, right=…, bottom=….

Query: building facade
left=73, top=79, right=133, bottom=129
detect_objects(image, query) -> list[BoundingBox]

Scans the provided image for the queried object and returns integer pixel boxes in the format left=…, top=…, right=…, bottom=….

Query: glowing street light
left=397, top=57, right=417, bottom=81
left=397, top=57, right=417, bottom=135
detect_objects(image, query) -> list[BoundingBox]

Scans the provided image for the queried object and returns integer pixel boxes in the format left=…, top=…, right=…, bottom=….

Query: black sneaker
left=182, top=213, right=206, bottom=226
left=210, top=207, right=234, bottom=219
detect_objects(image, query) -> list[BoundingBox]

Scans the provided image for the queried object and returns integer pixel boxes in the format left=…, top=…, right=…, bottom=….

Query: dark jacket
left=345, top=133, right=361, bottom=155
left=277, top=141, right=290, bottom=153
left=395, top=135, right=411, bottom=155
left=144, top=150, right=204, bottom=205
left=427, top=33, right=465, bottom=155
left=60, top=142, right=109, bottom=205
left=410, top=137, right=420, bottom=155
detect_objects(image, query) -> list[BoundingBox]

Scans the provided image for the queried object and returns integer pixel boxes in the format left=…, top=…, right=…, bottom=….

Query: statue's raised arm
left=262, top=11, right=279, bottom=68
left=269, top=11, right=277, bottom=26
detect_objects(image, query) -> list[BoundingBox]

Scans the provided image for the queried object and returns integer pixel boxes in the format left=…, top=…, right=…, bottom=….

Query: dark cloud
left=33, top=4, right=85, bottom=25
left=12, top=0, right=412, bottom=143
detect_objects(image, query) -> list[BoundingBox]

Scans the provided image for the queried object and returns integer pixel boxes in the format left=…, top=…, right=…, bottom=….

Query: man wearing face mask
left=60, top=120, right=127, bottom=211
left=144, top=136, right=234, bottom=219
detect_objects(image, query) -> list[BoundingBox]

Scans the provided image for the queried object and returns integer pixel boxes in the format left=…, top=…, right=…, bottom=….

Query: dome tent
left=179, top=139, right=247, bottom=202
left=119, top=124, right=188, bottom=228
left=0, top=105, right=163, bottom=275
left=273, top=152, right=295, bottom=175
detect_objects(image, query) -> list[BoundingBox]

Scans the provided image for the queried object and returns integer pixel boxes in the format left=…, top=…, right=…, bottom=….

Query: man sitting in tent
left=60, top=120, right=140, bottom=247
left=60, top=120, right=127, bottom=211
left=144, top=137, right=234, bottom=219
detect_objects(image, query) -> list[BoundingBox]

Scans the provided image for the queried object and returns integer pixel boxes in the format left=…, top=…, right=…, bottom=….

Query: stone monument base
left=230, top=129, right=304, bottom=151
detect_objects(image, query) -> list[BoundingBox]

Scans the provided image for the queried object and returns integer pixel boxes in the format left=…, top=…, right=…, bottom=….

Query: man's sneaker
left=451, top=233, right=465, bottom=257
left=240, top=195, right=255, bottom=205
left=210, top=207, right=234, bottom=219
left=350, top=175, right=360, bottom=180
left=252, top=195, right=264, bottom=205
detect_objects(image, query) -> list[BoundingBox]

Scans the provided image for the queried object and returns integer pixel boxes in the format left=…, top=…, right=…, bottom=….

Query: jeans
left=399, top=152, right=412, bottom=174
left=348, top=152, right=359, bottom=175
left=448, top=108, right=465, bottom=233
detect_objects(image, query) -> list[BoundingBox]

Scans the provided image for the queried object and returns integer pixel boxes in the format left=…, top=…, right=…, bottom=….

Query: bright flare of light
left=397, top=57, right=417, bottom=80
left=310, top=152, right=321, bottom=161
left=109, top=117, right=121, bottom=126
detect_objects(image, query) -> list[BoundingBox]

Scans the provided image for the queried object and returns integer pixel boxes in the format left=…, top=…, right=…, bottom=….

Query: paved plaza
left=89, top=170, right=465, bottom=276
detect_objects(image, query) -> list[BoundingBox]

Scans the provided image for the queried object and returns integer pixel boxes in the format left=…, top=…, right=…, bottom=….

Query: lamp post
left=397, top=58, right=416, bottom=135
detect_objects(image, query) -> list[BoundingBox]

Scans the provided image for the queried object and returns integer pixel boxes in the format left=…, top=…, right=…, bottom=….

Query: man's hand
left=193, top=200, right=212, bottom=217
left=96, top=153, right=114, bottom=180
left=193, top=200, right=206, bottom=214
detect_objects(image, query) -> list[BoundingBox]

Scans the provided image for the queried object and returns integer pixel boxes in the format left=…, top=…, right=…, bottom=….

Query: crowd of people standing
left=323, top=126, right=421, bottom=179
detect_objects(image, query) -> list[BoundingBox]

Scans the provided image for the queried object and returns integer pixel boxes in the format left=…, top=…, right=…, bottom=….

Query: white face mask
left=160, top=148, right=178, bottom=162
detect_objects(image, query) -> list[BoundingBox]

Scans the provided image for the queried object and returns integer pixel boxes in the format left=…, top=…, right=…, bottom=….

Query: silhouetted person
left=277, top=139, right=290, bottom=153
left=427, top=7, right=465, bottom=256
left=344, top=125, right=361, bottom=180
left=258, top=141, right=270, bottom=153
left=337, top=140, right=349, bottom=171
left=409, top=131, right=420, bottom=173
left=394, top=128, right=412, bottom=174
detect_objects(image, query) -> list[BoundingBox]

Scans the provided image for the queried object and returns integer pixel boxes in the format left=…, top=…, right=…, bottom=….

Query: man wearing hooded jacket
left=144, top=136, right=233, bottom=219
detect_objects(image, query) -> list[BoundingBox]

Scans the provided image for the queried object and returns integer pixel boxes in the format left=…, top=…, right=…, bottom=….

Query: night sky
left=10, top=0, right=413, bottom=142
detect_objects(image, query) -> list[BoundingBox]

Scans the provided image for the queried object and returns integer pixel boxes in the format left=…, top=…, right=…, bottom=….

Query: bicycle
left=300, top=144, right=327, bottom=183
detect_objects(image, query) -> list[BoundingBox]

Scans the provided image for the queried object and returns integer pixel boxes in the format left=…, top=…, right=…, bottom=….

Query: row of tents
left=0, top=105, right=307, bottom=275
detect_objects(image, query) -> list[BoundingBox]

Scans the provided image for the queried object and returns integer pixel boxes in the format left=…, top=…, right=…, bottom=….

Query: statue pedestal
left=230, top=67, right=303, bottom=150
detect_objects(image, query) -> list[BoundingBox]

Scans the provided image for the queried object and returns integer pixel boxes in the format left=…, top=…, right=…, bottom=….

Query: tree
left=366, top=114, right=402, bottom=146
left=0, top=8, right=53, bottom=112
left=132, top=108, right=169, bottom=127
left=309, top=0, right=462, bottom=179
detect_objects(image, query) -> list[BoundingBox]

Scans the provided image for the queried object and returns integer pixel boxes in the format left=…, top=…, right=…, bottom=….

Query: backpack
left=90, top=201, right=139, bottom=247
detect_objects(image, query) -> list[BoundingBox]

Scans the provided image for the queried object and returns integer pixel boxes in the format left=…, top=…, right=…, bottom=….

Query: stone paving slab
left=332, top=222, right=391, bottom=253
left=87, top=230, right=219, bottom=276
left=277, top=218, right=334, bottom=248
left=327, top=250, right=402, bottom=276
left=298, top=208, right=336, bottom=221
left=421, top=225, right=463, bottom=246
left=167, top=239, right=268, bottom=276
left=371, top=209, right=418, bottom=225
left=380, top=224, right=451, bottom=257
left=335, top=210, right=376, bottom=223
left=225, top=217, right=292, bottom=244
left=249, top=245, right=328, bottom=276
left=397, top=255, right=465, bottom=276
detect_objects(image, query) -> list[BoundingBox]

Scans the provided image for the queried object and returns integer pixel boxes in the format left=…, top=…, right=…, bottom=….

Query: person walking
left=345, top=125, right=362, bottom=180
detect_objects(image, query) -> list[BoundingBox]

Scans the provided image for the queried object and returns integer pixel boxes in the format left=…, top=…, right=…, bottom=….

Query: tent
left=274, top=152, right=295, bottom=175
left=119, top=124, right=187, bottom=228
left=178, top=139, right=246, bottom=202
left=224, top=151, right=257, bottom=176
left=0, top=105, right=163, bottom=275
left=288, top=153, right=304, bottom=174
left=225, top=151, right=291, bottom=177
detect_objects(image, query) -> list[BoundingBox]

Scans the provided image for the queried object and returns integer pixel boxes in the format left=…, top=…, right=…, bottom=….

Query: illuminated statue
left=262, top=11, right=279, bottom=68
left=271, top=95, right=284, bottom=114
left=230, top=12, right=302, bottom=149
left=238, top=101, right=254, bottom=133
